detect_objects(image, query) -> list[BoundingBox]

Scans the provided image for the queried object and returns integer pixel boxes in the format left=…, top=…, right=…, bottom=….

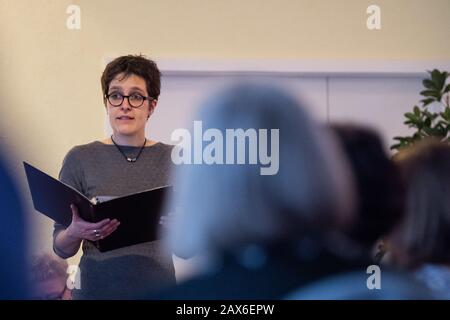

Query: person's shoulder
left=150, top=142, right=175, bottom=157
left=63, top=141, right=103, bottom=160
left=154, top=142, right=175, bottom=151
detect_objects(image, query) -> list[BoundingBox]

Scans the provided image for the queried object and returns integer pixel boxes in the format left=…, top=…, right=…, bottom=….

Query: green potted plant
left=391, top=69, right=450, bottom=151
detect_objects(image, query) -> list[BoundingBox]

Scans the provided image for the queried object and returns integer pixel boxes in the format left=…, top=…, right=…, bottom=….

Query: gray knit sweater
left=53, top=141, right=176, bottom=299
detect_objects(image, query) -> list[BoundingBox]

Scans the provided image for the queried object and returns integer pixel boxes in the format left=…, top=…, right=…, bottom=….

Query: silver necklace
left=111, top=135, right=147, bottom=163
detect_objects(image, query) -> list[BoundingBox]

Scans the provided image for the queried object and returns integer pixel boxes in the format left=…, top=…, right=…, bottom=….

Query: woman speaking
left=53, top=55, right=175, bottom=299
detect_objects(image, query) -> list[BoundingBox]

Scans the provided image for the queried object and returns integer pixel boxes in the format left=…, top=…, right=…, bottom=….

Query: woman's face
left=106, top=73, right=156, bottom=138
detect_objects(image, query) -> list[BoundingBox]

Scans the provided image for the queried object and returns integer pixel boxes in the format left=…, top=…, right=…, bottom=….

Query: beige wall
left=3, top=0, right=450, bottom=61
left=1, top=0, right=449, bottom=268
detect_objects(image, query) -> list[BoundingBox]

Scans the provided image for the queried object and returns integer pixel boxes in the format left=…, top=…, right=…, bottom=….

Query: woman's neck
left=102, top=134, right=157, bottom=147
left=111, top=133, right=146, bottom=147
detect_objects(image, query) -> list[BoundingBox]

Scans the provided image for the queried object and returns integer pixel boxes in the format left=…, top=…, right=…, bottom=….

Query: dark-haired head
left=330, top=124, right=404, bottom=249
left=391, top=139, right=450, bottom=269
left=101, top=54, right=161, bottom=104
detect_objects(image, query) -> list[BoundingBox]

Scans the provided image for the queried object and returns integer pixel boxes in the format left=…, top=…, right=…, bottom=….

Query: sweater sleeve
left=52, top=146, right=85, bottom=258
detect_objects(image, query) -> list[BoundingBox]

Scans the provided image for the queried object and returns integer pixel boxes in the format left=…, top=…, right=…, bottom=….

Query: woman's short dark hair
left=393, top=140, right=450, bottom=268
left=100, top=54, right=161, bottom=104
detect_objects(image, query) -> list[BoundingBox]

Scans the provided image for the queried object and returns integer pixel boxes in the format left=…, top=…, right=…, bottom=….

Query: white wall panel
left=328, top=76, right=423, bottom=149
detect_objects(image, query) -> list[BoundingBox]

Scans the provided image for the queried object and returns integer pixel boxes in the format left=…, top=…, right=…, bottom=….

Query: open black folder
left=23, top=162, right=172, bottom=252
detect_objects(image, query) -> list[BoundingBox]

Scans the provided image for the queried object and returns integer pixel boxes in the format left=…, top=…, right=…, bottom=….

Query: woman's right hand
left=66, top=204, right=120, bottom=241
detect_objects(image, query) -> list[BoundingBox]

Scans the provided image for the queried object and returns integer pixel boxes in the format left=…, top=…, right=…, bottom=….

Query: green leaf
left=390, top=144, right=400, bottom=150
left=405, top=112, right=417, bottom=122
left=442, top=106, right=450, bottom=121
left=413, top=106, right=421, bottom=116
left=424, top=109, right=432, bottom=117
left=431, top=69, right=446, bottom=90
left=436, top=121, right=448, bottom=128
left=423, top=79, right=437, bottom=89
left=438, top=127, right=447, bottom=137
left=391, top=137, right=412, bottom=150
left=421, top=98, right=435, bottom=106
left=420, top=90, right=441, bottom=99
left=393, top=69, right=450, bottom=152
left=444, top=84, right=450, bottom=93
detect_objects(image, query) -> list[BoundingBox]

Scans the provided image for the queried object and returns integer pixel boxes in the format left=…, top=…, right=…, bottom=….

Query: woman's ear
left=148, top=99, right=158, bottom=119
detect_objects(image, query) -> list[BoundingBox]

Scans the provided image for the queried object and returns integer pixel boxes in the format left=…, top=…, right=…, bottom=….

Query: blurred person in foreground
left=29, top=253, right=72, bottom=300
left=148, top=83, right=364, bottom=299
left=283, top=126, right=432, bottom=300
left=389, top=140, right=450, bottom=299
left=330, top=124, right=405, bottom=264
left=0, top=153, right=29, bottom=299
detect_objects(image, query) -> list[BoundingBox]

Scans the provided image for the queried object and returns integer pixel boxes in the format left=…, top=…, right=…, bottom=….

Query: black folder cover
left=23, top=162, right=172, bottom=252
